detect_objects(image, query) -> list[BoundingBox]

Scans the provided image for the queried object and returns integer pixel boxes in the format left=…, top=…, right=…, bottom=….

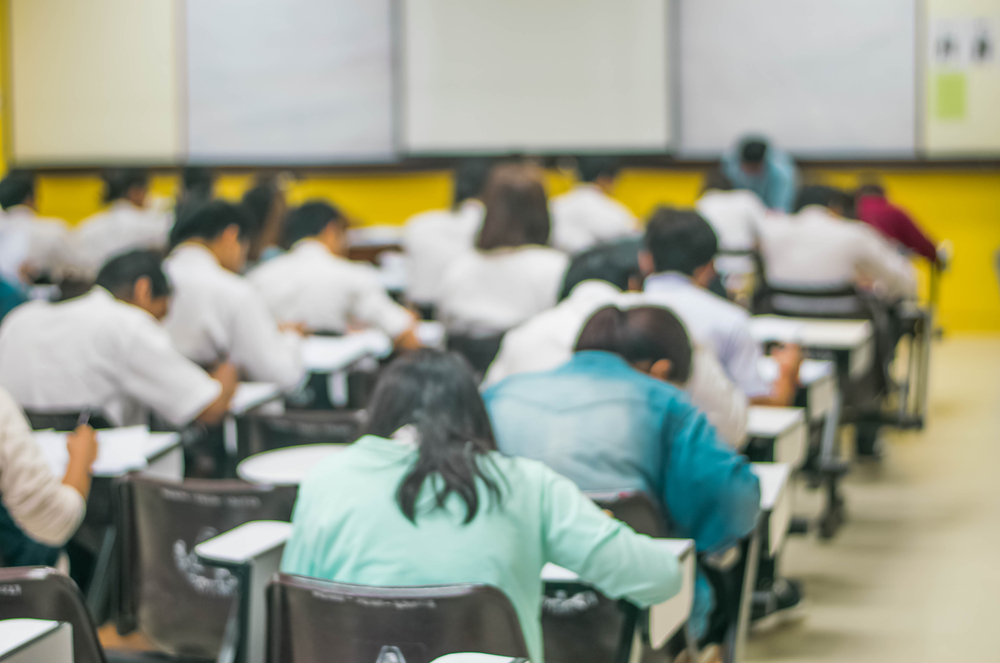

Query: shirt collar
left=644, top=271, right=694, bottom=291
left=83, top=286, right=160, bottom=322
left=170, top=243, right=223, bottom=267
left=568, top=350, right=635, bottom=372
left=566, top=280, right=622, bottom=307
left=291, top=238, right=334, bottom=256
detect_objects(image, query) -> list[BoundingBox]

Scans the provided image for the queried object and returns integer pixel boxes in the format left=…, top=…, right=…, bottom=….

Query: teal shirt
left=282, top=435, right=683, bottom=663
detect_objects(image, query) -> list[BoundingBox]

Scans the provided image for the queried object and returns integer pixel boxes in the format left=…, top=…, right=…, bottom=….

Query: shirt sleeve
left=119, top=319, right=223, bottom=427
left=889, top=206, right=938, bottom=262
left=721, top=321, right=771, bottom=398
left=540, top=465, right=682, bottom=608
left=228, top=287, right=306, bottom=391
left=659, top=402, right=760, bottom=553
left=685, top=347, right=748, bottom=448
left=766, top=152, right=799, bottom=213
left=853, top=225, right=917, bottom=300
left=0, top=389, right=85, bottom=546
left=351, top=267, right=417, bottom=340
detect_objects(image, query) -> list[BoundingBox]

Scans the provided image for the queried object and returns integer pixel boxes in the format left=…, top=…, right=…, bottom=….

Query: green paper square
left=935, top=72, right=967, bottom=120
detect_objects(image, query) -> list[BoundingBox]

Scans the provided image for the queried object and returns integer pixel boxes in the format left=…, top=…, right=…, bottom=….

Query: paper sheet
left=35, top=425, right=151, bottom=477
left=230, top=382, right=282, bottom=415
left=301, top=330, right=393, bottom=372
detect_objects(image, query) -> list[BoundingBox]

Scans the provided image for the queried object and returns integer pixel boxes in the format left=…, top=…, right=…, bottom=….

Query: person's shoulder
left=404, top=208, right=452, bottom=230
left=519, top=246, right=570, bottom=268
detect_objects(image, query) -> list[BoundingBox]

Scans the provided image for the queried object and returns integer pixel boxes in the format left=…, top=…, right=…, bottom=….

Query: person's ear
left=132, top=276, right=152, bottom=304
left=638, top=249, right=655, bottom=277
left=692, top=262, right=716, bottom=288
left=627, top=275, right=643, bottom=292
left=649, top=358, right=674, bottom=383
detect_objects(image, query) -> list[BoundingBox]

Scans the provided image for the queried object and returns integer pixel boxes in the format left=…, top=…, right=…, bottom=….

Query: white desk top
left=195, top=520, right=293, bottom=565
left=541, top=539, right=694, bottom=582
left=751, top=463, right=792, bottom=511
left=230, top=382, right=283, bottom=415
left=301, top=331, right=393, bottom=373
left=750, top=315, right=872, bottom=350
left=432, top=656, right=520, bottom=663
left=347, top=225, right=404, bottom=247
left=0, top=619, right=61, bottom=656
left=237, top=443, right=350, bottom=485
left=36, top=426, right=180, bottom=477
left=746, top=407, right=805, bottom=438
left=757, top=357, right=835, bottom=386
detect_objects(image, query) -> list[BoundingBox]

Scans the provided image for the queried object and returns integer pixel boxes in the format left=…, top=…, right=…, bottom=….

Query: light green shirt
left=282, top=435, right=682, bottom=663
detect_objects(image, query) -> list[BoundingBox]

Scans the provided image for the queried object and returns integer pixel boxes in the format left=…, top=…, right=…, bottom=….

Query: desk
left=36, top=427, right=183, bottom=482
left=751, top=463, right=793, bottom=557
left=745, top=407, right=806, bottom=467
left=0, top=619, right=73, bottom=663
left=301, top=331, right=393, bottom=374
left=749, top=316, right=874, bottom=380
left=237, top=444, right=349, bottom=485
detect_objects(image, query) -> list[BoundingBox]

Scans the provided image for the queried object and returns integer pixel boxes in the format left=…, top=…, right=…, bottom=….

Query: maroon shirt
left=856, top=195, right=937, bottom=262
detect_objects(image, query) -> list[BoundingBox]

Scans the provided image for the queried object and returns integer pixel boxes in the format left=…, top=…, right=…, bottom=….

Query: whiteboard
left=679, top=0, right=917, bottom=158
left=9, top=0, right=180, bottom=165
left=402, top=0, right=672, bottom=154
left=185, top=0, right=395, bottom=163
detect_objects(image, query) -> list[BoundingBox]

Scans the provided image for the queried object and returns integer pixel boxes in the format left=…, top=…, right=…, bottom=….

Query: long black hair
left=364, top=349, right=504, bottom=524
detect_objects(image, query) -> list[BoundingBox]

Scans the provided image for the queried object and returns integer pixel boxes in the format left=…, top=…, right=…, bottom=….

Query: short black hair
left=453, top=158, right=494, bottom=208
left=575, top=305, right=693, bottom=383
left=577, top=156, right=621, bottom=183
left=643, top=207, right=718, bottom=276
left=0, top=170, right=35, bottom=209
left=95, top=249, right=171, bottom=299
left=182, top=167, right=214, bottom=200
left=559, top=238, right=642, bottom=301
left=740, top=139, right=768, bottom=165
left=283, top=201, right=346, bottom=247
left=793, top=185, right=852, bottom=214
left=169, top=200, right=254, bottom=247
left=102, top=168, right=149, bottom=204
left=702, top=168, right=734, bottom=193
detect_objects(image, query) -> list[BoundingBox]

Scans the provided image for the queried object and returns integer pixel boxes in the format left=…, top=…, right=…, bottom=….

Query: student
left=484, top=239, right=749, bottom=447
left=758, top=186, right=916, bottom=302
left=402, top=158, right=491, bottom=313
left=163, top=201, right=305, bottom=390
left=641, top=208, right=801, bottom=406
left=241, top=176, right=287, bottom=264
left=438, top=164, right=570, bottom=336
left=282, top=349, right=682, bottom=663
left=696, top=169, right=767, bottom=256
left=174, top=167, right=215, bottom=228
left=483, top=306, right=761, bottom=645
left=549, top=156, right=638, bottom=254
left=0, top=170, right=73, bottom=283
left=0, top=388, right=97, bottom=567
left=72, top=168, right=171, bottom=277
left=721, top=137, right=799, bottom=213
left=0, top=250, right=237, bottom=428
left=855, top=182, right=941, bottom=266
left=249, top=201, right=420, bottom=348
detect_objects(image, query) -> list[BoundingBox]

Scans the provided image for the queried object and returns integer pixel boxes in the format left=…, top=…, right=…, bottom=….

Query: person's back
left=549, top=157, right=637, bottom=255
left=855, top=184, right=939, bottom=264
left=0, top=171, right=72, bottom=282
left=695, top=171, right=766, bottom=253
left=721, top=137, right=798, bottom=212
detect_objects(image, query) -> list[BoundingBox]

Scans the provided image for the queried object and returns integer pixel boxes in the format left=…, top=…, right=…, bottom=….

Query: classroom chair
left=267, top=574, right=530, bottom=663
left=446, top=334, right=505, bottom=377
left=112, top=474, right=296, bottom=661
left=237, top=408, right=366, bottom=460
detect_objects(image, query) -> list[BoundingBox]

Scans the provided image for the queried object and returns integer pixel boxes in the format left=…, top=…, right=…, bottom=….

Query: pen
left=76, top=410, right=90, bottom=428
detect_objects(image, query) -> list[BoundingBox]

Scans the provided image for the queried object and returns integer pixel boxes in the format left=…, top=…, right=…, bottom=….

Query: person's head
left=452, top=158, right=494, bottom=209
left=102, top=168, right=149, bottom=206
left=169, top=200, right=254, bottom=272
left=282, top=200, right=348, bottom=254
left=701, top=168, right=734, bottom=194
left=241, top=177, right=288, bottom=261
left=739, top=138, right=768, bottom=176
left=558, top=237, right=643, bottom=301
left=855, top=174, right=885, bottom=200
left=0, top=170, right=36, bottom=210
left=793, top=185, right=852, bottom=216
left=576, top=156, right=621, bottom=191
left=364, top=349, right=503, bottom=524
left=640, top=207, right=719, bottom=287
left=476, top=164, right=551, bottom=251
left=575, top=305, right=693, bottom=384
left=95, top=249, right=172, bottom=320
left=181, top=167, right=214, bottom=202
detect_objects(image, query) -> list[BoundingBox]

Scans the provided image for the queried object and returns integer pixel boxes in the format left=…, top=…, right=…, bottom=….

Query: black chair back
left=23, top=409, right=115, bottom=431
left=267, top=574, right=529, bottom=663
left=115, top=474, right=296, bottom=658
left=238, top=409, right=366, bottom=460
left=446, top=335, right=505, bottom=377
left=0, top=566, right=107, bottom=663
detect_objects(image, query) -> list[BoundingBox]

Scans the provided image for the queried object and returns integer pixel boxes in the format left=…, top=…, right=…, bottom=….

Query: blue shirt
left=0, top=280, right=25, bottom=326
left=483, top=351, right=760, bottom=637
left=721, top=145, right=799, bottom=212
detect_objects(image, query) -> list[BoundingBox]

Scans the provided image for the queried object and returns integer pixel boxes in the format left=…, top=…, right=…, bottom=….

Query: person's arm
left=229, top=288, right=306, bottom=391
left=541, top=466, right=682, bottom=608
left=0, top=391, right=88, bottom=546
left=195, top=362, right=240, bottom=426
left=750, top=343, right=802, bottom=407
left=352, top=269, right=423, bottom=351
left=889, top=206, right=938, bottom=263
left=854, top=226, right=917, bottom=300
left=660, top=401, right=761, bottom=553
left=767, top=153, right=799, bottom=213
left=684, top=347, right=748, bottom=447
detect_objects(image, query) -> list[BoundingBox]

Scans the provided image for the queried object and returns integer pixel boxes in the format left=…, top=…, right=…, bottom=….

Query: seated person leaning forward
left=483, top=306, right=761, bottom=645
left=0, top=250, right=237, bottom=428
left=249, top=200, right=421, bottom=349
left=282, top=349, right=683, bottom=663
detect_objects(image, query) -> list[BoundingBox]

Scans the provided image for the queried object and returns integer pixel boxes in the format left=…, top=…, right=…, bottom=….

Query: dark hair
left=793, top=185, right=852, bottom=214
left=643, top=207, right=718, bottom=276
left=575, top=305, right=692, bottom=383
left=102, top=168, right=149, bottom=204
left=181, top=167, right=214, bottom=201
left=558, top=238, right=642, bottom=301
left=576, top=156, right=621, bottom=183
left=476, top=164, right=551, bottom=251
left=282, top=201, right=345, bottom=248
left=0, top=170, right=35, bottom=209
left=241, top=177, right=288, bottom=259
left=364, top=349, right=503, bottom=524
left=702, top=168, right=734, bottom=193
left=453, top=158, right=494, bottom=208
left=95, top=249, right=171, bottom=299
left=169, top=200, right=254, bottom=247
left=740, top=139, right=768, bottom=165
left=855, top=183, right=885, bottom=198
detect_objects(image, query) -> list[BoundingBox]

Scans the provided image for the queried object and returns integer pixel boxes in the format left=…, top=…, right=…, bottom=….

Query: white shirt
left=549, top=184, right=638, bottom=255
left=758, top=205, right=916, bottom=300
left=484, top=280, right=748, bottom=446
left=0, top=288, right=221, bottom=427
left=643, top=272, right=770, bottom=398
left=71, top=200, right=171, bottom=277
left=403, top=199, right=484, bottom=305
left=438, top=246, right=570, bottom=336
left=696, top=189, right=767, bottom=252
left=162, top=245, right=305, bottom=391
left=248, top=240, right=415, bottom=338
left=0, top=206, right=72, bottom=280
